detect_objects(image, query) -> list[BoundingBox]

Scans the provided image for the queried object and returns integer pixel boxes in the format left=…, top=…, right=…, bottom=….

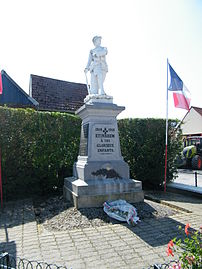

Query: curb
left=166, top=185, right=202, bottom=199
left=144, top=195, right=192, bottom=213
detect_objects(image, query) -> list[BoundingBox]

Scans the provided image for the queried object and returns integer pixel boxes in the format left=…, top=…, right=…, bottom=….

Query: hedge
left=0, top=107, right=81, bottom=199
left=118, top=118, right=181, bottom=188
left=0, top=107, right=181, bottom=200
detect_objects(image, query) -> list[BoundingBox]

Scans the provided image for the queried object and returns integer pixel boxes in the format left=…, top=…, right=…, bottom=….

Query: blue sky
left=1, top=0, right=202, bottom=119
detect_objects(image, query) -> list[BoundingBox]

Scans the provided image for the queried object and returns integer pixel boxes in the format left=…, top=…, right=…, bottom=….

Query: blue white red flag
left=168, top=63, right=191, bottom=110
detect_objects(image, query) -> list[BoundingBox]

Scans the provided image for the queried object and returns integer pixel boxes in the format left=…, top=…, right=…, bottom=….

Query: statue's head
left=92, top=36, right=102, bottom=46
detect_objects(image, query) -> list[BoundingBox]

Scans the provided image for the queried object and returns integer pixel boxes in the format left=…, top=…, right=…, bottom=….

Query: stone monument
left=64, top=36, right=144, bottom=208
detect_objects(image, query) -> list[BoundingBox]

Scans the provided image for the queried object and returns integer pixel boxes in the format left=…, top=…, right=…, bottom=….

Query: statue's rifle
left=84, top=71, right=90, bottom=94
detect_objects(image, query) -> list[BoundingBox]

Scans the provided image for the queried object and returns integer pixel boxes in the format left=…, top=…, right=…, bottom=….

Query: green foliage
left=118, top=118, right=182, bottom=188
left=0, top=107, right=81, bottom=199
left=0, top=107, right=182, bottom=199
left=168, top=225, right=202, bottom=268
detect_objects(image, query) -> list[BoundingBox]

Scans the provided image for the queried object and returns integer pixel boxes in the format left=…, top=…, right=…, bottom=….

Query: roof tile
left=192, top=106, right=202, bottom=116
left=30, top=74, right=88, bottom=113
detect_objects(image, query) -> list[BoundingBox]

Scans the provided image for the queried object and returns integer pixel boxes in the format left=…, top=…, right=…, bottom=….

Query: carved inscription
left=94, top=126, right=115, bottom=155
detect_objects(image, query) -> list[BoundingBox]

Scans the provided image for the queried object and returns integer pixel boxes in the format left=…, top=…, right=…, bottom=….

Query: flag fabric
left=173, top=91, right=190, bottom=110
left=168, top=64, right=183, bottom=91
left=168, top=63, right=191, bottom=110
left=0, top=72, right=3, bottom=94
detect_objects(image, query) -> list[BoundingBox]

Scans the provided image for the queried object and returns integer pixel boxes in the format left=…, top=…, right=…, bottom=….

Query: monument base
left=63, top=95, right=144, bottom=209
left=64, top=177, right=144, bottom=209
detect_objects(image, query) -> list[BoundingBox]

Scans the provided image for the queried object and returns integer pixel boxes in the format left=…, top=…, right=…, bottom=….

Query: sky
left=1, top=0, right=202, bottom=120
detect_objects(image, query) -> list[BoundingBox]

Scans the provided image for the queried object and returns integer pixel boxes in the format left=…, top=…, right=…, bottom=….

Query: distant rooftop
left=30, top=74, right=88, bottom=113
left=192, top=106, right=202, bottom=116
left=0, top=70, right=38, bottom=108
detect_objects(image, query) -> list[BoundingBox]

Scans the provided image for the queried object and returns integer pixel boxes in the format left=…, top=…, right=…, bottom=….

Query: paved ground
left=0, top=193, right=202, bottom=269
left=174, top=169, right=202, bottom=187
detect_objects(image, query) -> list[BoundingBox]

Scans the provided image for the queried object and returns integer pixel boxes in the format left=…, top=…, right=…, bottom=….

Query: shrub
left=167, top=224, right=202, bottom=268
left=0, top=107, right=181, bottom=199
left=0, top=107, right=81, bottom=199
left=118, top=118, right=181, bottom=188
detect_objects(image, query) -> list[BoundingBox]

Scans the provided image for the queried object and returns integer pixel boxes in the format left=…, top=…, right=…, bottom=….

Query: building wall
left=0, top=70, right=38, bottom=108
left=181, top=108, right=202, bottom=136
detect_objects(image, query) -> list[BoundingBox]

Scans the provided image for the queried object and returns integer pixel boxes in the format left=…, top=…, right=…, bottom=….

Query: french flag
left=168, top=63, right=191, bottom=110
left=0, top=71, right=3, bottom=94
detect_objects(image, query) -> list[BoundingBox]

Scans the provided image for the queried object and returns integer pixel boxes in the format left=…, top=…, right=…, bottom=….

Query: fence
left=145, top=259, right=201, bottom=268
left=145, top=261, right=180, bottom=269
left=1, top=253, right=199, bottom=269
left=0, top=253, right=69, bottom=269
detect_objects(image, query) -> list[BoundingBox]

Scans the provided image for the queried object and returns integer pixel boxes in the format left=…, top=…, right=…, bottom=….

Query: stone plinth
left=64, top=95, right=144, bottom=208
left=64, top=178, right=143, bottom=208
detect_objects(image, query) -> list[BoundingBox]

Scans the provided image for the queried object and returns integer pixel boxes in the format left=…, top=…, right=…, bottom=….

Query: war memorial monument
left=64, top=36, right=144, bottom=208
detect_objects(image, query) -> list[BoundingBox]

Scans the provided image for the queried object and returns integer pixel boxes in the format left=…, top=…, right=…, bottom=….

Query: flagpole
left=0, top=148, right=3, bottom=208
left=0, top=72, right=3, bottom=208
left=164, top=59, right=169, bottom=193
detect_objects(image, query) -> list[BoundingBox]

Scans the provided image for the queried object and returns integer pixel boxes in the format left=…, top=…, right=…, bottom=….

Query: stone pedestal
left=64, top=94, right=144, bottom=208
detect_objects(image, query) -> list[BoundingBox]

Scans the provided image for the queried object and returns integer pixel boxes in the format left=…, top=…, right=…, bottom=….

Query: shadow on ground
left=0, top=223, right=16, bottom=262
left=0, top=193, right=196, bottom=249
left=32, top=195, right=192, bottom=247
left=128, top=217, right=190, bottom=247
left=32, top=195, right=179, bottom=231
left=0, top=199, right=34, bottom=229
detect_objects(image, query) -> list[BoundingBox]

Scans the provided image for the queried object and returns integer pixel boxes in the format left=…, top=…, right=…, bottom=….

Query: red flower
left=167, top=246, right=174, bottom=256
left=168, top=240, right=174, bottom=247
left=185, top=223, right=190, bottom=236
left=167, top=240, right=174, bottom=256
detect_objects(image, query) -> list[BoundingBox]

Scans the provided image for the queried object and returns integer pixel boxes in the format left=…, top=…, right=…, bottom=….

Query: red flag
left=0, top=73, right=3, bottom=94
left=173, top=92, right=190, bottom=110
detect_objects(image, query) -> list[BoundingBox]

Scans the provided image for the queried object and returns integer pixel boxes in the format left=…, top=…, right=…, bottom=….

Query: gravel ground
left=33, top=195, right=179, bottom=232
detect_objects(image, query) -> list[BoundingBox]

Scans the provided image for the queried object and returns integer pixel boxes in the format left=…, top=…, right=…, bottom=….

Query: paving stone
left=56, top=240, right=74, bottom=246
left=136, top=262, right=151, bottom=268
left=77, top=244, right=94, bottom=250
left=1, top=193, right=202, bottom=269
left=87, top=264, right=107, bottom=269
left=79, top=251, right=99, bottom=259
left=63, top=253, right=82, bottom=262
left=126, top=256, right=145, bottom=263
left=92, top=242, right=109, bottom=249
left=105, top=260, right=127, bottom=268
left=100, top=252, right=120, bottom=260
left=66, top=262, right=85, bottom=269
left=94, top=258, right=109, bottom=267
left=59, top=246, right=77, bottom=253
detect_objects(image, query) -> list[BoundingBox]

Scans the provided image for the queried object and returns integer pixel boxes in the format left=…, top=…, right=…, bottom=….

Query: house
left=181, top=106, right=202, bottom=137
left=0, top=70, right=38, bottom=108
left=30, top=74, right=88, bottom=113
